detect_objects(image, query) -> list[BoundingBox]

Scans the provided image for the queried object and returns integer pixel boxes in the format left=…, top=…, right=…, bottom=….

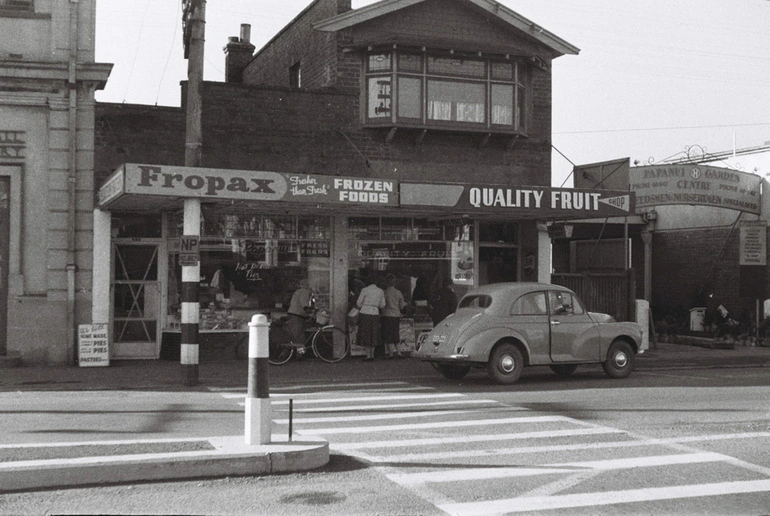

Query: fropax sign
left=113, top=164, right=398, bottom=206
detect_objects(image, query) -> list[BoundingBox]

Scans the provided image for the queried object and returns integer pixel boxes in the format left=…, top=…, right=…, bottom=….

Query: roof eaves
left=467, top=0, right=579, bottom=56
left=313, top=0, right=424, bottom=32
left=313, top=0, right=579, bottom=57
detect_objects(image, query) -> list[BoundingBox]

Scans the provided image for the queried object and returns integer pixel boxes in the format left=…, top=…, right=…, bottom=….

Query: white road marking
left=389, top=452, right=725, bottom=484
left=207, top=381, right=411, bottom=392
left=438, top=479, right=770, bottom=515
left=273, top=399, right=499, bottom=413
left=269, top=392, right=468, bottom=404
left=364, top=431, right=770, bottom=461
left=297, top=415, right=570, bottom=435
left=273, top=409, right=480, bottom=424
left=219, top=387, right=434, bottom=399
left=333, top=427, right=624, bottom=452
left=637, top=371, right=712, bottom=380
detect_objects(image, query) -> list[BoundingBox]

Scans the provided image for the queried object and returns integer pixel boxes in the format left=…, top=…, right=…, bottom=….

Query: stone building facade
left=0, top=0, right=111, bottom=365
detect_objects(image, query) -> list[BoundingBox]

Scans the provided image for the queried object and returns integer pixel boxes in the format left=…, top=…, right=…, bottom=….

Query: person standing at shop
left=356, top=273, right=385, bottom=361
left=431, top=278, right=458, bottom=325
left=382, top=274, right=406, bottom=358
left=287, top=279, right=312, bottom=345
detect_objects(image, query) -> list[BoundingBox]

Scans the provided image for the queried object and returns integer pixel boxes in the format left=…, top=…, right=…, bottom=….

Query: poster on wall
left=739, top=220, right=767, bottom=299
left=78, top=324, right=109, bottom=367
left=450, top=242, right=474, bottom=285
left=399, top=318, right=416, bottom=352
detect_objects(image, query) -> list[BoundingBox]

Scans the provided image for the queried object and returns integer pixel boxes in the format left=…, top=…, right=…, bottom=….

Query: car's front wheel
left=550, top=364, right=579, bottom=376
left=487, top=343, right=524, bottom=384
left=602, top=340, right=634, bottom=378
left=436, top=364, right=471, bottom=380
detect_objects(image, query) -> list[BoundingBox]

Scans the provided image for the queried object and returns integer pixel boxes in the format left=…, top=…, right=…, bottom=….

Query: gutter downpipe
left=66, top=0, right=79, bottom=365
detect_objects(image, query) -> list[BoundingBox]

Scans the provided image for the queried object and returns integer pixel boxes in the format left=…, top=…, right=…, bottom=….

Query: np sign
left=179, top=236, right=200, bottom=266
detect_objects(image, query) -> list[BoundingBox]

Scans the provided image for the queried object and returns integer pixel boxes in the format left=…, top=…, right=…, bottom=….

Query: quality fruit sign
left=400, top=183, right=634, bottom=219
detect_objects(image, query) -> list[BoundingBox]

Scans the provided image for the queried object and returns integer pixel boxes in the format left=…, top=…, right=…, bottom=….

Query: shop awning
left=98, top=163, right=635, bottom=221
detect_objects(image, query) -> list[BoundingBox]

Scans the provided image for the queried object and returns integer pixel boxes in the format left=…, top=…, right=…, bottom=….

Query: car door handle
left=550, top=320, right=560, bottom=325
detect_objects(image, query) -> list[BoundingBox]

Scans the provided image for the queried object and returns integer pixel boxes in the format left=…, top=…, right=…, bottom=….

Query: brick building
left=0, top=0, right=111, bottom=365
left=92, top=0, right=632, bottom=361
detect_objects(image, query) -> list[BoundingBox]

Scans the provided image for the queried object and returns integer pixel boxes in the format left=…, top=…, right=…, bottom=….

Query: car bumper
left=413, top=351, right=471, bottom=362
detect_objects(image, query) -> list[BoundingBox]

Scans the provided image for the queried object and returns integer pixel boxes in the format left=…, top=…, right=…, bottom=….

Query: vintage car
left=413, top=282, right=645, bottom=384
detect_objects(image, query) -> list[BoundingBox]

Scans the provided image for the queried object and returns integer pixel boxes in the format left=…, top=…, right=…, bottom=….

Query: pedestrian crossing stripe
left=272, top=399, right=499, bottom=413
left=438, top=479, right=770, bottom=515
left=273, top=409, right=485, bottom=425
left=332, top=427, right=625, bottom=452
left=388, top=452, right=726, bottom=484
left=294, top=415, right=571, bottom=435
left=269, top=392, right=467, bottom=404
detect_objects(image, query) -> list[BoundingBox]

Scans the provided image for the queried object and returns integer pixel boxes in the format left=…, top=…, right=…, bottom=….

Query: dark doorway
left=479, top=246, right=518, bottom=284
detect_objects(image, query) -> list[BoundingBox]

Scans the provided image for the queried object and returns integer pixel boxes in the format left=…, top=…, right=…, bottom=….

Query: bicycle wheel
left=268, top=326, right=295, bottom=365
left=312, top=326, right=349, bottom=363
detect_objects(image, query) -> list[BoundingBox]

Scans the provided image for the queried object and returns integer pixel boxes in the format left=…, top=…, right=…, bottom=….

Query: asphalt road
left=2, top=363, right=770, bottom=515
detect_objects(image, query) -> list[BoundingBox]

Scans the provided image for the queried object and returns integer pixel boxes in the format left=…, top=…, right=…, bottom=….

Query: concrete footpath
left=1, top=342, right=770, bottom=492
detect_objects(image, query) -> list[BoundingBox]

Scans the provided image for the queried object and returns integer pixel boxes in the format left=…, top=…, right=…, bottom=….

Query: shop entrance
left=0, top=177, right=8, bottom=355
left=479, top=246, right=518, bottom=284
left=112, top=242, right=160, bottom=359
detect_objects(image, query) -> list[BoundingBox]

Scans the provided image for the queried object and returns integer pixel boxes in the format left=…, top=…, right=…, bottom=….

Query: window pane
left=367, top=76, right=392, bottom=119
left=459, top=295, right=491, bottom=309
left=368, top=53, right=391, bottom=71
left=516, top=84, right=525, bottom=130
left=428, top=57, right=485, bottom=77
left=511, top=292, right=547, bottom=315
left=427, top=80, right=485, bottom=123
left=398, top=53, right=422, bottom=72
left=549, top=291, right=576, bottom=315
left=115, top=245, right=158, bottom=281
left=491, top=84, right=513, bottom=126
left=397, top=76, right=421, bottom=119
left=112, top=214, right=161, bottom=238
left=479, top=222, right=518, bottom=243
left=491, top=62, right=513, bottom=80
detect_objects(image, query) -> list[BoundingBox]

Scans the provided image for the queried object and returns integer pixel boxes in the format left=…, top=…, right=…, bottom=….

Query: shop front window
left=348, top=217, right=475, bottom=352
left=166, top=212, right=330, bottom=331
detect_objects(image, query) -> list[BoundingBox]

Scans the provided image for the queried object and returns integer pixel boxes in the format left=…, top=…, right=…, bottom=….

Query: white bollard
left=245, top=314, right=271, bottom=445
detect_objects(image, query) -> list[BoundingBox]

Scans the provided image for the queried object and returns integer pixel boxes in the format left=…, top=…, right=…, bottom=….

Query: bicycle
left=268, top=309, right=350, bottom=365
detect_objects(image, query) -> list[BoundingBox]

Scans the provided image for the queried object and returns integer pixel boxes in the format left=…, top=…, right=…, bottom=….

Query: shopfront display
left=166, top=212, right=331, bottom=331
left=347, top=216, right=480, bottom=348
left=98, top=163, right=636, bottom=361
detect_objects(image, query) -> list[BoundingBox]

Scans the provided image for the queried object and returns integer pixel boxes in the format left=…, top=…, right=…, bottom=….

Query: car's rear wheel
left=436, top=364, right=471, bottom=380
left=487, top=343, right=524, bottom=384
left=550, top=364, right=579, bottom=376
left=602, top=340, right=634, bottom=378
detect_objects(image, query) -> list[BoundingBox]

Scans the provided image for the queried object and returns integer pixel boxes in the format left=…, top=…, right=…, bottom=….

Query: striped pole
left=181, top=198, right=200, bottom=386
left=245, top=314, right=271, bottom=445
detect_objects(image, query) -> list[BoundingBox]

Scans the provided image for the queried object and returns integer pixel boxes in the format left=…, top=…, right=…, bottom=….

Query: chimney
left=223, top=23, right=256, bottom=84
left=337, top=0, right=352, bottom=14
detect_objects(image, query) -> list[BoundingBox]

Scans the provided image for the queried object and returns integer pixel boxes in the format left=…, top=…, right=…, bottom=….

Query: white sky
left=95, top=0, right=770, bottom=187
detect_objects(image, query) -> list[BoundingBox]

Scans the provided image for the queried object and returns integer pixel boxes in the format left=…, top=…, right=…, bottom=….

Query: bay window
left=365, top=49, right=528, bottom=134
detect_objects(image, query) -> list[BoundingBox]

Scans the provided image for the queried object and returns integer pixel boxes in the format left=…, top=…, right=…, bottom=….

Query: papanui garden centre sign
left=630, top=164, right=761, bottom=215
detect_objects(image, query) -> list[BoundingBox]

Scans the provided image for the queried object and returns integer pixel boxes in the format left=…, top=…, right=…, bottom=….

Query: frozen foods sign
left=100, top=164, right=398, bottom=207
left=630, top=165, right=761, bottom=214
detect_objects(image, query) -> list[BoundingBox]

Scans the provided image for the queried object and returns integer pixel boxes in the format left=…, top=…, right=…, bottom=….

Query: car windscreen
left=458, top=294, right=492, bottom=309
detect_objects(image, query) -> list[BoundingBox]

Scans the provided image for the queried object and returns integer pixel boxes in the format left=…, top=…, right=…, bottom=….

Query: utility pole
left=181, top=0, right=206, bottom=386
